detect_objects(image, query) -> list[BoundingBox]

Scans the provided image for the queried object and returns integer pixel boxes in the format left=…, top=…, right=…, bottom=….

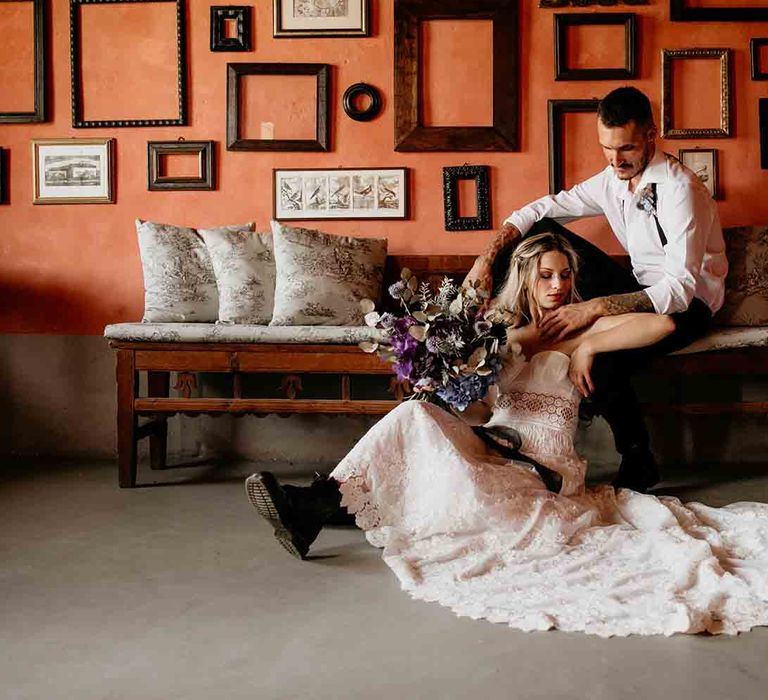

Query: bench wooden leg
left=116, top=349, right=138, bottom=488
left=148, top=371, right=170, bottom=470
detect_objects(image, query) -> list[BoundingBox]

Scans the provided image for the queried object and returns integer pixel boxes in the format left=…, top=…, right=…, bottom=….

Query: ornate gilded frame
left=661, top=48, right=731, bottom=139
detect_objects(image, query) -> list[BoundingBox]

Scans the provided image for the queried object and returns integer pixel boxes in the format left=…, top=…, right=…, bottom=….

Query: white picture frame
left=273, top=167, right=409, bottom=220
left=32, top=138, right=115, bottom=204
left=678, top=148, right=719, bottom=200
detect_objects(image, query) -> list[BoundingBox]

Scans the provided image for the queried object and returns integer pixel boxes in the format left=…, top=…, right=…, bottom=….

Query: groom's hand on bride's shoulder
left=539, top=300, right=600, bottom=341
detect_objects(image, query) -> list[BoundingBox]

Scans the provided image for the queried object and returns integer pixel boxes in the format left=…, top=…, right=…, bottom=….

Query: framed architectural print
left=661, top=48, right=731, bottom=139
left=147, top=140, right=215, bottom=191
left=32, top=138, right=115, bottom=204
left=678, top=148, right=719, bottom=199
left=751, top=39, right=768, bottom=81
left=394, top=0, right=519, bottom=152
left=210, top=6, right=252, bottom=51
left=274, top=168, right=409, bottom=220
left=70, top=0, right=187, bottom=128
left=227, top=63, right=330, bottom=151
left=670, top=1, right=768, bottom=22
left=554, top=13, right=636, bottom=81
left=0, top=0, right=47, bottom=123
left=442, top=165, right=491, bottom=231
left=273, top=0, right=369, bottom=37
left=548, top=98, right=599, bottom=194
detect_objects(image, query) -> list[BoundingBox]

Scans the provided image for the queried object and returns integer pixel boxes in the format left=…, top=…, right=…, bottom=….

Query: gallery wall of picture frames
left=4, top=0, right=768, bottom=217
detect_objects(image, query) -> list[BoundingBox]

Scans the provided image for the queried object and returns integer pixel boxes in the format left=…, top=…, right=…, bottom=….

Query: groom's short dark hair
left=598, top=87, right=654, bottom=130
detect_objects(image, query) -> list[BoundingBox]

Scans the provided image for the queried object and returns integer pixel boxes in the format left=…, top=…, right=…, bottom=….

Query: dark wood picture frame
left=554, top=13, right=635, bottom=81
left=147, top=140, right=215, bottom=191
left=548, top=99, right=599, bottom=194
left=661, top=48, right=731, bottom=139
left=678, top=148, right=719, bottom=200
left=273, top=167, right=409, bottom=221
left=0, top=0, right=47, bottom=123
left=210, top=6, right=252, bottom=52
left=343, top=83, right=382, bottom=122
left=394, top=0, right=519, bottom=152
left=0, top=147, right=6, bottom=204
left=273, top=0, right=369, bottom=37
left=442, top=165, right=491, bottom=231
left=671, top=1, right=768, bottom=22
left=70, top=0, right=187, bottom=128
left=540, top=1, right=648, bottom=6
left=761, top=99, right=768, bottom=170
left=751, top=39, right=768, bottom=81
left=226, top=62, right=330, bottom=151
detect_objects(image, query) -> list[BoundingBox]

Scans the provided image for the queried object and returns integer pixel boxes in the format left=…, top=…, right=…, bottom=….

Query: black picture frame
left=671, top=1, right=768, bottom=22
left=678, top=148, right=719, bottom=200
left=210, top=6, right=252, bottom=52
left=70, top=0, right=187, bottom=128
left=147, top=140, right=215, bottom=191
left=442, top=165, right=491, bottom=231
left=540, top=1, right=647, bottom=6
left=226, top=62, right=330, bottom=151
left=0, top=147, right=6, bottom=204
left=554, top=13, right=635, bottom=81
left=661, top=48, right=731, bottom=139
left=343, top=83, right=382, bottom=122
left=761, top=99, right=768, bottom=170
left=394, top=0, right=519, bottom=152
left=0, top=0, right=47, bottom=123
left=751, top=39, right=768, bottom=81
left=548, top=99, right=599, bottom=194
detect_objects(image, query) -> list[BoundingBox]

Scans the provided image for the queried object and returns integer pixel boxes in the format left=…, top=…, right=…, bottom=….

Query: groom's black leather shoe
left=612, top=446, right=660, bottom=494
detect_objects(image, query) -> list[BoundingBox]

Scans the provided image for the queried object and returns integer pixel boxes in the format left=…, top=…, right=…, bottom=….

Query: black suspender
left=649, top=183, right=667, bottom=248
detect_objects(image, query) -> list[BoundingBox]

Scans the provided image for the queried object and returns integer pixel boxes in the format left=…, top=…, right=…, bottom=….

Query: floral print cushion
left=716, top=226, right=768, bottom=326
left=198, top=226, right=275, bottom=324
left=269, top=221, right=388, bottom=326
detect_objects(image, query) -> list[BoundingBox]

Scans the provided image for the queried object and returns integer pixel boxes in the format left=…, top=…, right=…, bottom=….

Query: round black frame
left=342, top=83, right=382, bottom=122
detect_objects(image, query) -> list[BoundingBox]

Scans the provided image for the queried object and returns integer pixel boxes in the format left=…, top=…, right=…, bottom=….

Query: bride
left=247, top=232, right=768, bottom=636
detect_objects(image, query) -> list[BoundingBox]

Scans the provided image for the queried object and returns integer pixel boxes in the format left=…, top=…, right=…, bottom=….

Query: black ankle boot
left=245, top=472, right=325, bottom=560
left=612, top=445, right=661, bottom=494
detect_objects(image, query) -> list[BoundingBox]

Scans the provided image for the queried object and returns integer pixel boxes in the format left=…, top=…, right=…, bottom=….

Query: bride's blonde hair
left=493, top=231, right=581, bottom=327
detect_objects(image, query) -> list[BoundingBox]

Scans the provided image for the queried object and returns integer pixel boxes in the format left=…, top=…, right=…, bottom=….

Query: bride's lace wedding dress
left=330, top=351, right=768, bottom=637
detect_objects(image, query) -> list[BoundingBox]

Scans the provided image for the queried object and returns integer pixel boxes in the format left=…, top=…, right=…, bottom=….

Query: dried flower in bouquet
left=359, top=268, right=507, bottom=411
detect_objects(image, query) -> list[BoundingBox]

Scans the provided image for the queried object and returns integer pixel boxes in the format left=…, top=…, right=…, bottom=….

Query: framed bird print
left=273, top=167, right=409, bottom=220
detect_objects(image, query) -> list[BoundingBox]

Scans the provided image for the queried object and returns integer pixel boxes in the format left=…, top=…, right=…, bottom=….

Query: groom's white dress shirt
left=504, top=150, right=728, bottom=315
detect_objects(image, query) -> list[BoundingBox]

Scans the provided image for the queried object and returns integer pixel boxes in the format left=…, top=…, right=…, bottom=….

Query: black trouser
left=495, top=218, right=713, bottom=456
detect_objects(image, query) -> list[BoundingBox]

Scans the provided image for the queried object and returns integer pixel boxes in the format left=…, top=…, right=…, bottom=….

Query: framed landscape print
left=678, top=148, right=719, bottom=199
left=32, top=138, right=115, bottom=204
left=274, top=168, right=409, bottom=220
left=273, top=0, right=369, bottom=37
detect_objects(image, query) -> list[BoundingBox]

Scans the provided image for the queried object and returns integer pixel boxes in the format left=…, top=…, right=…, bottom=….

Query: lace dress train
left=329, top=352, right=768, bottom=637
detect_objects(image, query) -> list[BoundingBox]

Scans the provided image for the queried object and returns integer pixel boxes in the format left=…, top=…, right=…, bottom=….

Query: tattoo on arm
left=484, top=222, right=521, bottom=260
left=601, top=290, right=655, bottom=315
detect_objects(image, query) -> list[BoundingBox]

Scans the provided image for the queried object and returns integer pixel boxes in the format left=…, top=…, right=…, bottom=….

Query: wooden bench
left=106, top=254, right=768, bottom=488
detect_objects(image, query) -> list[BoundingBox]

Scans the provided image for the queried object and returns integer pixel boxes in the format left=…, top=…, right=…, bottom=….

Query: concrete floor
left=2, top=458, right=768, bottom=700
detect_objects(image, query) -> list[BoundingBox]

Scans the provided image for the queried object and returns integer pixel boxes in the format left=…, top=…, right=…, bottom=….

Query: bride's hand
left=569, top=344, right=595, bottom=398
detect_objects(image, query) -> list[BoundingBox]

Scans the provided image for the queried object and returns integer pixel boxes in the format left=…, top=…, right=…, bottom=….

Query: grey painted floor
left=2, top=458, right=767, bottom=700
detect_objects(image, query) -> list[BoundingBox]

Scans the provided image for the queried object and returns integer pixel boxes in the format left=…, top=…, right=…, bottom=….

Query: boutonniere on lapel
left=635, top=183, right=667, bottom=247
left=635, top=183, right=657, bottom=218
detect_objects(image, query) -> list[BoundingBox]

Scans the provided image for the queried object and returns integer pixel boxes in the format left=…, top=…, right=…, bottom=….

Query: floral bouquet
left=359, top=269, right=508, bottom=411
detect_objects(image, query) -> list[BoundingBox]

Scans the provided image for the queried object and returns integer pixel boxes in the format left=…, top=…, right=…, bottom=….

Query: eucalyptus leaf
left=408, top=276, right=419, bottom=291
left=400, top=267, right=412, bottom=281
left=364, top=311, right=381, bottom=327
left=476, top=367, right=493, bottom=376
left=359, top=298, right=376, bottom=314
left=412, top=311, right=428, bottom=323
left=358, top=341, right=379, bottom=353
left=408, top=325, right=427, bottom=341
left=449, top=297, right=463, bottom=315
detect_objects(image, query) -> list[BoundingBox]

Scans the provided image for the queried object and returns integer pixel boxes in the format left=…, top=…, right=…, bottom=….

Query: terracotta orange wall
left=1, top=1, right=768, bottom=334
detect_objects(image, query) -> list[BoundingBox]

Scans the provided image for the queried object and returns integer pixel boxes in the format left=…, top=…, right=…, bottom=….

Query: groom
left=247, top=86, right=727, bottom=559
left=466, top=86, right=727, bottom=493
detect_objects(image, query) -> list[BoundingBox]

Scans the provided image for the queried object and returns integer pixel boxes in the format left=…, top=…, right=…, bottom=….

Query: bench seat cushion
left=104, top=322, right=768, bottom=354
left=104, top=322, right=384, bottom=345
